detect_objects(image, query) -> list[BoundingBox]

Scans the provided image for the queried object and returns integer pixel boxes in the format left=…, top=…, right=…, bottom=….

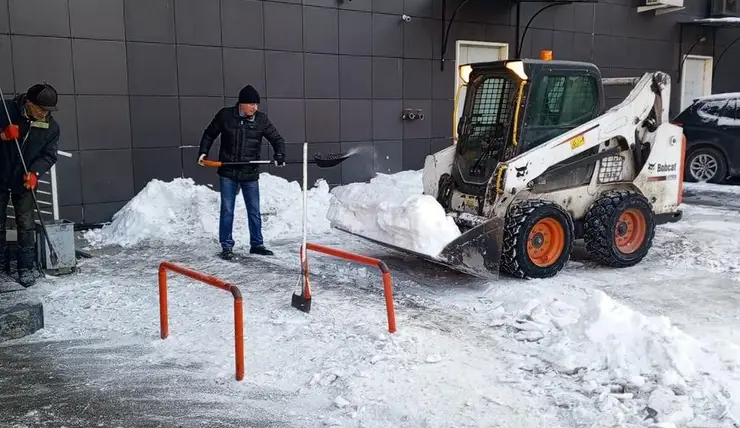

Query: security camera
left=401, top=14, right=411, bottom=22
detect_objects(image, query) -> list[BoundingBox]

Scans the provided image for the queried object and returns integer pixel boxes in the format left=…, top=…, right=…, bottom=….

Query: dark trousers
left=0, top=189, right=36, bottom=271
left=219, top=176, right=263, bottom=250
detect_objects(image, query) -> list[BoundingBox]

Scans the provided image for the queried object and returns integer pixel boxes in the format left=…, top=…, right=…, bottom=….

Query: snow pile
left=542, top=291, right=707, bottom=379
left=84, top=175, right=333, bottom=248
left=327, top=170, right=461, bottom=257
left=512, top=291, right=740, bottom=426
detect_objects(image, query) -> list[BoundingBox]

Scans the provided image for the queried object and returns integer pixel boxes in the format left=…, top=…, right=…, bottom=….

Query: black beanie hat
left=238, top=85, right=260, bottom=104
left=26, top=82, right=58, bottom=111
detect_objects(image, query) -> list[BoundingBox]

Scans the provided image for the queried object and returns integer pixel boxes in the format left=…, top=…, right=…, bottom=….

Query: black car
left=672, top=92, right=740, bottom=183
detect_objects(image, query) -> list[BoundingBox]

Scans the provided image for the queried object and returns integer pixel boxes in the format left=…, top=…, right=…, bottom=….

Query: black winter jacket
left=198, top=106, right=285, bottom=182
left=0, top=94, right=60, bottom=193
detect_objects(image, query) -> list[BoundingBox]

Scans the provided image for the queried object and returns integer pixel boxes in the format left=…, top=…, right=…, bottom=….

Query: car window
left=695, top=97, right=740, bottom=127
left=717, top=99, right=740, bottom=126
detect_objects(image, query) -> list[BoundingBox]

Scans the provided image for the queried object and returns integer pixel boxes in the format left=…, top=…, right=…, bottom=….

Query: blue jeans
left=219, top=176, right=263, bottom=250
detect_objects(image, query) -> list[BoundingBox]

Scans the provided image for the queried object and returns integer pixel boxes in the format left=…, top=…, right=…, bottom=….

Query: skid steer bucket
left=334, top=216, right=505, bottom=280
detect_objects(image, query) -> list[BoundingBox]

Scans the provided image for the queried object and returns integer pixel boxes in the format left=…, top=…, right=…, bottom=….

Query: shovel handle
left=201, top=159, right=273, bottom=168
left=201, top=160, right=222, bottom=168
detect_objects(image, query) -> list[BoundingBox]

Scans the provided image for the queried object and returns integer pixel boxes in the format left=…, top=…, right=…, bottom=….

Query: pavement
left=0, top=338, right=288, bottom=428
left=1, top=182, right=739, bottom=428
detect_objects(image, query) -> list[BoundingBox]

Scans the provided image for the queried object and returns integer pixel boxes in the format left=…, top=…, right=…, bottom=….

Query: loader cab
left=454, top=59, right=605, bottom=195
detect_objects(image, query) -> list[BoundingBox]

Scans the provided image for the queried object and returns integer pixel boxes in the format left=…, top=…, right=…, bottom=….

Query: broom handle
left=301, top=142, right=309, bottom=293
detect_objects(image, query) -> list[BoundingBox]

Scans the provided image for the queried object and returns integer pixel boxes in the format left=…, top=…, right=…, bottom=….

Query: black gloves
left=274, top=152, right=285, bottom=167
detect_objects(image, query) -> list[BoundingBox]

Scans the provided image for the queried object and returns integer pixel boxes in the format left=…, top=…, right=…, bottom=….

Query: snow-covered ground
left=3, top=172, right=740, bottom=428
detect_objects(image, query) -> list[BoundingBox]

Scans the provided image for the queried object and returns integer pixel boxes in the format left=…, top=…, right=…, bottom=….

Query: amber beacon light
left=540, top=50, right=553, bottom=61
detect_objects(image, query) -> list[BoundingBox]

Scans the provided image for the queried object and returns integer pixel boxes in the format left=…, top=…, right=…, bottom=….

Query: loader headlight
left=458, top=64, right=472, bottom=84
left=505, top=61, right=528, bottom=81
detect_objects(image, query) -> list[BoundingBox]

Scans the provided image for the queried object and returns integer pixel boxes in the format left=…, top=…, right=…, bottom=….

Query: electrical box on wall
left=711, top=0, right=740, bottom=17
left=637, top=0, right=685, bottom=15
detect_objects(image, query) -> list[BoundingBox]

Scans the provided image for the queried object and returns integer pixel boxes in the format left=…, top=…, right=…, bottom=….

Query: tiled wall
left=0, top=0, right=737, bottom=224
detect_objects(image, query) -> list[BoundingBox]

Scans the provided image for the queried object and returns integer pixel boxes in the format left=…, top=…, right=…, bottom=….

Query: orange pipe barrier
left=303, top=243, right=397, bottom=333
left=300, top=245, right=312, bottom=299
left=158, top=261, right=245, bottom=381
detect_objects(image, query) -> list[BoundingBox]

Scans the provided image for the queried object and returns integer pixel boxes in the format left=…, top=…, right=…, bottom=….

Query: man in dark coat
left=198, top=85, right=286, bottom=261
left=0, top=83, right=60, bottom=286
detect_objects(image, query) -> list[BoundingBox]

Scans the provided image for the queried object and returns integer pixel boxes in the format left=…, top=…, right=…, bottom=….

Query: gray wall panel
left=69, top=0, right=125, bottom=41
left=3, top=0, right=737, bottom=223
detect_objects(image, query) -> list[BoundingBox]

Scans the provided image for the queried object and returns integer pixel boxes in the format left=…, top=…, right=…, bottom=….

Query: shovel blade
left=312, top=152, right=352, bottom=168
left=291, top=292, right=311, bottom=313
left=436, top=217, right=505, bottom=280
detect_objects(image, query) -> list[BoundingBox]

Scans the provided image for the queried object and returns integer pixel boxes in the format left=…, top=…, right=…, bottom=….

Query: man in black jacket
left=198, top=85, right=286, bottom=261
left=0, top=83, right=60, bottom=286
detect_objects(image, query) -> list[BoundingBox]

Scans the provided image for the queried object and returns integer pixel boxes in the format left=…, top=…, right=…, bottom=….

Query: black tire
left=684, top=147, right=727, bottom=183
left=500, top=200, right=575, bottom=279
left=583, top=190, right=655, bottom=268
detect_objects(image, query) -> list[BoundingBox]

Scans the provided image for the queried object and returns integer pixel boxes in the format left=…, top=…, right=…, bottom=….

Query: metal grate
left=598, top=155, right=624, bottom=183
left=470, top=77, right=514, bottom=136
left=460, top=77, right=515, bottom=160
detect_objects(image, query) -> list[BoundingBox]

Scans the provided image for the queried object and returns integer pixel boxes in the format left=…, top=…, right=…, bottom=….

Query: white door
left=680, top=55, right=713, bottom=112
left=454, top=41, right=509, bottom=141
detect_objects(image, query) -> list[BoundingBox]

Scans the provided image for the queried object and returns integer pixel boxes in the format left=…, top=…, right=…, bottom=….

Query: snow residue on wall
left=326, top=170, right=461, bottom=257
left=84, top=175, right=333, bottom=248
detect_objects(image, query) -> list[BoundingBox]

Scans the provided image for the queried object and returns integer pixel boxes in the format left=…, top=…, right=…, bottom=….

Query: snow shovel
left=291, top=142, right=311, bottom=313
left=201, top=151, right=352, bottom=169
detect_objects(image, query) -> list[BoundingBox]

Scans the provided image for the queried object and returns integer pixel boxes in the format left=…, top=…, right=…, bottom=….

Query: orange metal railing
left=302, top=243, right=397, bottom=333
left=158, top=261, right=245, bottom=381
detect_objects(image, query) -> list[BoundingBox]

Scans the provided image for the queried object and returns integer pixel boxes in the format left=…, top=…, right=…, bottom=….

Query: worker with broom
left=0, top=83, right=60, bottom=287
left=197, top=84, right=286, bottom=261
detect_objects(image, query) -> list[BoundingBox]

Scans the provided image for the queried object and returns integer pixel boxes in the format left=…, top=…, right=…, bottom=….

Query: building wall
left=0, top=0, right=738, bottom=224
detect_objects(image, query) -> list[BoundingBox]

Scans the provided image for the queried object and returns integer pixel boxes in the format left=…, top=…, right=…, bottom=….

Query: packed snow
left=84, top=175, right=334, bottom=248
left=326, top=170, right=461, bottom=257
left=5, top=168, right=740, bottom=427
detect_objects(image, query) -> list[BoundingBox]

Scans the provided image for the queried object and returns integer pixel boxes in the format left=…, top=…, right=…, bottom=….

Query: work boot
left=18, top=269, right=35, bottom=287
left=219, top=248, right=235, bottom=261
left=250, top=246, right=274, bottom=256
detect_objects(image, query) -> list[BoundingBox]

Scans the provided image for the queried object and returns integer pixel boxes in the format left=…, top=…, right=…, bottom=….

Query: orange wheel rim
left=527, top=218, right=565, bottom=268
left=615, top=208, right=646, bottom=254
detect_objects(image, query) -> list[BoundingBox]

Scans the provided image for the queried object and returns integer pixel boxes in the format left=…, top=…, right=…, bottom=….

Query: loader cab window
left=456, top=75, right=516, bottom=166
left=520, top=74, right=599, bottom=151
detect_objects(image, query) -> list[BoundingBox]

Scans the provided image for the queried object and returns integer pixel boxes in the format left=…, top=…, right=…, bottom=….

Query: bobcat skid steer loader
left=340, top=58, right=686, bottom=280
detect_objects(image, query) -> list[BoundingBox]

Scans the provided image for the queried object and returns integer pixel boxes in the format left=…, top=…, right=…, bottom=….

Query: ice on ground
left=327, top=170, right=461, bottom=257
left=508, top=290, right=740, bottom=426
left=27, top=169, right=740, bottom=427
left=84, top=175, right=333, bottom=248
left=652, top=203, right=740, bottom=272
left=684, top=181, right=740, bottom=197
